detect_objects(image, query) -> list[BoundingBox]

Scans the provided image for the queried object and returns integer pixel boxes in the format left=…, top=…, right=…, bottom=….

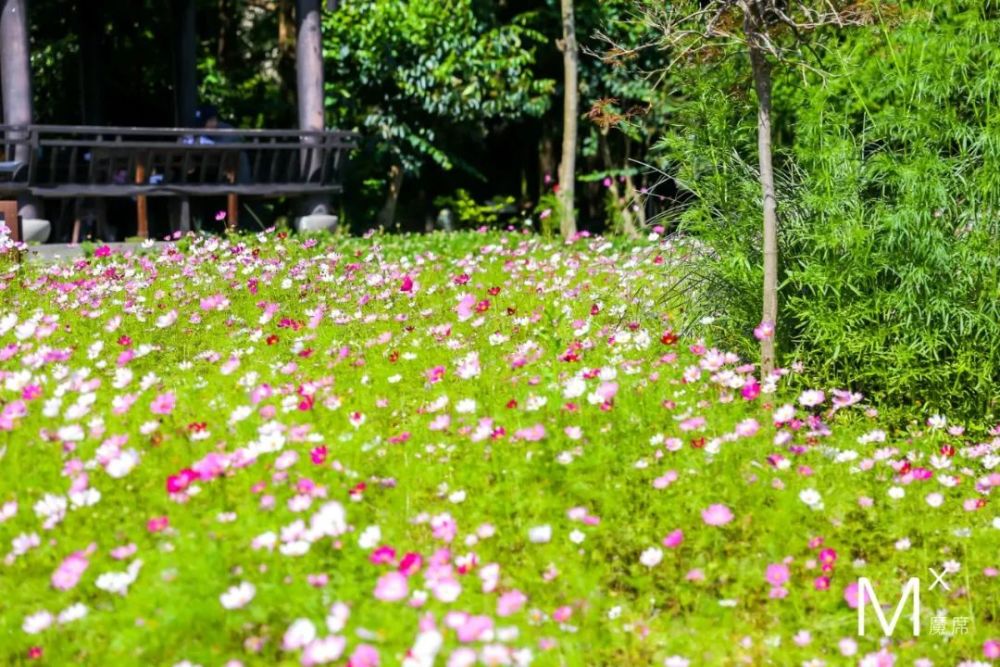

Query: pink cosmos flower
left=765, top=563, right=789, bottom=587
left=456, top=615, right=493, bottom=643
left=349, top=644, right=381, bottom=667
left=150, top=392, right=176, bottom=415
left=983, top=639, right=1000, bottom=660
left=496, top=589, right=527, bottom=616
left=51, top=546, right=95, bottom=590
left=400, top=275, right=414, bottom=293
left=373, top=572, right=408, bottom=602
left=741, top=380, right=761, bottom=401
left=662, top=529, right=684, bottom=549
left=456, top=294, right=477, bottom=321
left=653, top=471, right=678, bottom=489
left=753, top=320, right=774, bottom=341
left=735, top=418, right=760, bottom=438
left=701, top=504, right=734, bottom=526
left=553, top=606, right=572, bottom=622
left=843, top=581, right=871, bottom=609
left=146, top=516, right=169, bottom=533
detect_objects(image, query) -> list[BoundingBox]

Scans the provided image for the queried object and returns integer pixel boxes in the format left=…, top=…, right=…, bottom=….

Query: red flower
left=266, top=334, right=279, bottom=345
left=400, top=275, right=414, bottom=293
left=590, top=304, right=600, bottom=315
left=117, top=335, right=132, bottom=347
left=475, top=299, right=491, bottom=313
left=27, top=646, right=42, bottom=660
left=660, top=331, right=678, bottom=346
left=487, top=286, right=501, bottom=296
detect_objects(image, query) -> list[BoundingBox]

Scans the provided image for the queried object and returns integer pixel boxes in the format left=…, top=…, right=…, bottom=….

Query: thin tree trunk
left=557, top=0, right=578, bottom=239
left=376, top=161, right=404, bottom=229
left=748, top=32, right=778, bottom=376
left=1, top=0, right=38, bottom=218
left=296, top=0, right=329, bottom=216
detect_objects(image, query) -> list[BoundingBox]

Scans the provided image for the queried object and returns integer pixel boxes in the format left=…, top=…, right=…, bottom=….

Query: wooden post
left=1, top=0, right=38, bottom=219
left=227, top=194, right=238, bottom=231
left=296, top=0, right=329, bottom=216
left=0, top=199, right=20, bottom=242
left=135, top=160, right=149, bottom=238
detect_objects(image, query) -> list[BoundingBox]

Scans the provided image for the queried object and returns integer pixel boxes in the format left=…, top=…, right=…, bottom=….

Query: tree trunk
left=1, top=0, right=38, bottom=219
left=376, top=161, right=404, bottom=230
left=557, top=0, right=578, bottom=239
left=748, top=32, right=779, bottom=377
left=296, top=0, right=329, bottom=216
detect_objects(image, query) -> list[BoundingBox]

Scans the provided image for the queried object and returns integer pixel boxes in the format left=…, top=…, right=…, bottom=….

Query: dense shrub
left=661, top=1, right=1000, bottom=420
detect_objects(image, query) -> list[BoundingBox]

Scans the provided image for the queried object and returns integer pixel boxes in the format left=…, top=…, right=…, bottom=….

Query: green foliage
left=432, top=189, right=518, bottom=229
left=662, top=0, right=1000, bottom=419
left=323, top=0, right=554, bottom=174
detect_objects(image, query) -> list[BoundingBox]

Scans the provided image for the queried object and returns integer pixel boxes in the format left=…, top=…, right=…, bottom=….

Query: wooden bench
left=0, top=124, right=357, bottom=242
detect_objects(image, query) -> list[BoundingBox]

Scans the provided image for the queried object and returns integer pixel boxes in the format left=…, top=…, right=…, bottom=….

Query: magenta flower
left=702, top=504, right=734, bottom=526
left=400, top=275, right=414, bottom=293
left=662, top=529, right=684, bottom=549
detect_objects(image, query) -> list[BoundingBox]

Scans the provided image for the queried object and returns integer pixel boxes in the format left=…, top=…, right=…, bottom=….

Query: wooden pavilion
left=0, top=0, right=348, bottom=242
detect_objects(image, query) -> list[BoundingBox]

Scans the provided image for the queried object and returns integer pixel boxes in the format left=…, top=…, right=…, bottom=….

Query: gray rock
left=22, top=218, right=51, bottom=244
left=295, top=214, right=339, bottom=234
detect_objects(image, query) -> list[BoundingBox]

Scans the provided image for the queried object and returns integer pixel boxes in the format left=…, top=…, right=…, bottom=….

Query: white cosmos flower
left=528, top=525, right=552, bottom=544
left=220, top=581, right=256, bottom=610
left=640, top=547, right=663, bottom=568
left=22, top=610, right=54, bottom=634
left=57, top=603, right=88, bottom=624
left=358, top=525, right=381, bottom=550
left=799, top=488, right=823, bottom=509
left=282, top=618, right=317, bottom=651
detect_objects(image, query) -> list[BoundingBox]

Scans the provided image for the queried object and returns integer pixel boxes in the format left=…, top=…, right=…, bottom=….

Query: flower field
left=0, top=231, right=997, bottom=666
